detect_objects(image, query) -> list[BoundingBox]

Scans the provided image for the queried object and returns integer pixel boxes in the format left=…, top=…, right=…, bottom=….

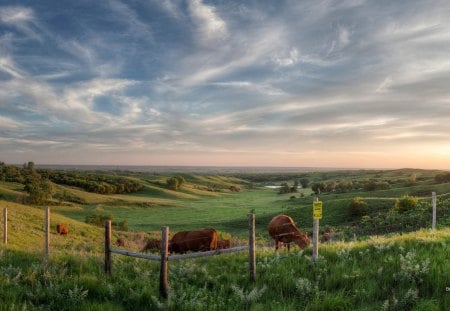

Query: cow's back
left=268, top=215, right=295, bottom=237
left=171, top=228, right=217, bottom=253
left=171, top=231, right=189, bottom=253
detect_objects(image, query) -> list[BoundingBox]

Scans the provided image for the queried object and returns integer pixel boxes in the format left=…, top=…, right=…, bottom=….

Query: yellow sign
left=313, top=201, right=322, bottom=219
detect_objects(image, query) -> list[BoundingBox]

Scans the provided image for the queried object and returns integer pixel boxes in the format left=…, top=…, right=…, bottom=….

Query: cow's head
left=294, top=232, right=310, bottom=248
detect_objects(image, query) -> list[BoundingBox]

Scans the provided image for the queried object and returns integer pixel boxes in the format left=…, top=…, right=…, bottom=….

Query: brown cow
left=170, top=228, right=218, bottom=254
left=321, top=227, right=333, bottom=243
left=217, top=239, right=231, bottom=249
left=56, top=224, right=68, bottom=235
left=116, top=238, right=126, bottom=247
left=268, top=215, right=309, bottom=251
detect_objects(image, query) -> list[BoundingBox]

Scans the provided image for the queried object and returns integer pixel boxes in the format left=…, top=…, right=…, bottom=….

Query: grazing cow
left=268, top=215, right=309, bottom=251
left=170, top=228, right=218, bottom=254
left=56, top=224, right=68, bottom=235
left=116, top=238, right=126, bottom=247
left=141, top=239, right=164, bottom=252
left=321, top=227, right=333, bottom=243
left=217, top=239, right=231, bottom=249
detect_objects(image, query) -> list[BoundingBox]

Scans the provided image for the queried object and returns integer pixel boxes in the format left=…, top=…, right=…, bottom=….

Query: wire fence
left=104, top=215, right=257, bottom=298
left=311, top=192, right=450, bottom=241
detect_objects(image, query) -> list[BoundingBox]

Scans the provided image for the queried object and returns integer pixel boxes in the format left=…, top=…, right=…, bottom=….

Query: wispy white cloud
left=272, top=48, right=299, bottom=67
left=0, top=6, right=42, bottom=41
left=107, top=0, right=154, bottom=40
left=156, top=0, right=183, bottom=19
left=1, top=0, right=450, bottom=168
left=188, top=0, right=227, bottom=44
left=0, top=56, right=25, bottom=78
left=0, top=116, right=19, bottom=129
left=209, top=81, right=286, bottom=96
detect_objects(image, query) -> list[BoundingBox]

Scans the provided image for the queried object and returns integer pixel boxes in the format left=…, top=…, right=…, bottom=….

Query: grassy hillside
left=2, top=170, right=449, bottom=239
left=1, top=166, right=449, bottom=310
left=1, top=205, right=448, bottom=310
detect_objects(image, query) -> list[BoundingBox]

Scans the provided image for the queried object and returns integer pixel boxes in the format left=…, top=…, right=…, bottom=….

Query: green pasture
left=3, top=169, right=449, bottom=241
left=1, top=168, right=450, bottom=310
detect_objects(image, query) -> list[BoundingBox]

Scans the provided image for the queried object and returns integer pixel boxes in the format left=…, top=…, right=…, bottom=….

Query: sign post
left=432, top=192, right=436, bottom=230
left=312, top=198, right=322, bottom=261
left=3, top=208, right=6, bottom=245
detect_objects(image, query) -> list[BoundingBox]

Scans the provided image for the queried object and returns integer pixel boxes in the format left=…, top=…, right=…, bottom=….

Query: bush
left=395, top=195, right=418, bottom=212
left=166, top=177, right=179, bottom=190
left=166, top=175, right=185, bottom=190
left=229, top=185, right=241, bottom=192
left=348, top=197, right=368, bottom=218
left=434, top=172, right=450, bottom=183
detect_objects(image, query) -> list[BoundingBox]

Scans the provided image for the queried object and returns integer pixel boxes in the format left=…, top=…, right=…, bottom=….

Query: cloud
left=0, top=6, right=42, bottom=41
left=272, top=48, right=299, bottom=67
left=0, top=56, right=25, bottom=78
left=188, top=0, right=227, bottom=43
left=107, top=0, right=153, bottom=40
left=0, top=116, right=19, bottom=129
left=1, top=0, right=450, bottom=168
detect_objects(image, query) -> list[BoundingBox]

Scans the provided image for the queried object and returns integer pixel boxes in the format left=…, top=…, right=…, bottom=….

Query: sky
left=0, top=0, right=450, bottom=169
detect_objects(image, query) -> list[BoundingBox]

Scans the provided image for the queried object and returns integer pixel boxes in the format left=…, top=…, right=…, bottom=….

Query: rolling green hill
left=1, top=167, right=450, bottom=310
left=0, top=199, right=448, bottom=310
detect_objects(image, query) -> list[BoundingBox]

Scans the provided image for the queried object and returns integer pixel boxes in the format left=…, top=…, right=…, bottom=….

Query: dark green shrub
left=166, top=177, right=179, bottom=190
left=348, top=197, right=368, bottom=218
left=395, top=195, right=418, bottom=212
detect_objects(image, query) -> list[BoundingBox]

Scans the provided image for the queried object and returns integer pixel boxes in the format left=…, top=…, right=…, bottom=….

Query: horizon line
left=7, top=163, right=448, bottom=172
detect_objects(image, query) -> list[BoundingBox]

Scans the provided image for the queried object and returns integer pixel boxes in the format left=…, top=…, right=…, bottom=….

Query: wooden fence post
left=432, top=192, right=436, bottom=230
left=312, top=197, right=319, bottom=262
left=105, top=220, right=112, bottom=275
left=160, top=226, right=169, bottom=299
left=3, top=208, right=7, bottom=245
left=248, top=213, right=256, bottom=282
left=44, top=206, right=50, bottom=256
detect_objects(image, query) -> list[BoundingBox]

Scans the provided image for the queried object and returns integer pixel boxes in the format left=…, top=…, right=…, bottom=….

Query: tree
left=311, top=182, right=325, bottom=194
left=299, top=178, right=309, bottom=188
left=166, top=177, right=179, bottom=190
left=24, top=175, right=54, bottom=205
left=175, top=175, right=185, bottom=188
left=395, top=195, right=418, bottom=212
left=408, top=173, right=417, bottom=185
left=337, top=180, right=353, bottom=192
left=348, top=197, right=368, bottom=218
left=25, top=161, right=35, bottom=173
left=279, top=182, right=291, bottom=194
left=325, top=181, right=336, bottom=193
left=435, top=172, right=450, bottom=183
left=290, top=180, right=299, bottom=193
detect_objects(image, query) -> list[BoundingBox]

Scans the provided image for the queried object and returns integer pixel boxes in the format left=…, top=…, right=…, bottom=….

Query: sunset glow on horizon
left=1, top=1, right=449, bottom=170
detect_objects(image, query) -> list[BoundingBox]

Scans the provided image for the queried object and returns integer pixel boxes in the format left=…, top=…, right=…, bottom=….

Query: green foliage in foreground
left=1, top=229, right=449, bottom=311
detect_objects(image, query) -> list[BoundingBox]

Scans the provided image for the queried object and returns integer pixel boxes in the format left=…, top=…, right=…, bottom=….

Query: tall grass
left=1, top=228, right=448, bottom=310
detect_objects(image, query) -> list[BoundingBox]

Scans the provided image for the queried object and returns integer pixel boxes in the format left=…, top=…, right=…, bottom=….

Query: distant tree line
left=278, top=181, right=300, bottom=194
left=46, top=171, right=143, bottom=194
left=310, top=179, right=392, bottom=194
left=435, top=172, right=450, bottom=183
left=311, top=180, right=355, bottom=194
left=0, top=161, right=54, bottom=204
